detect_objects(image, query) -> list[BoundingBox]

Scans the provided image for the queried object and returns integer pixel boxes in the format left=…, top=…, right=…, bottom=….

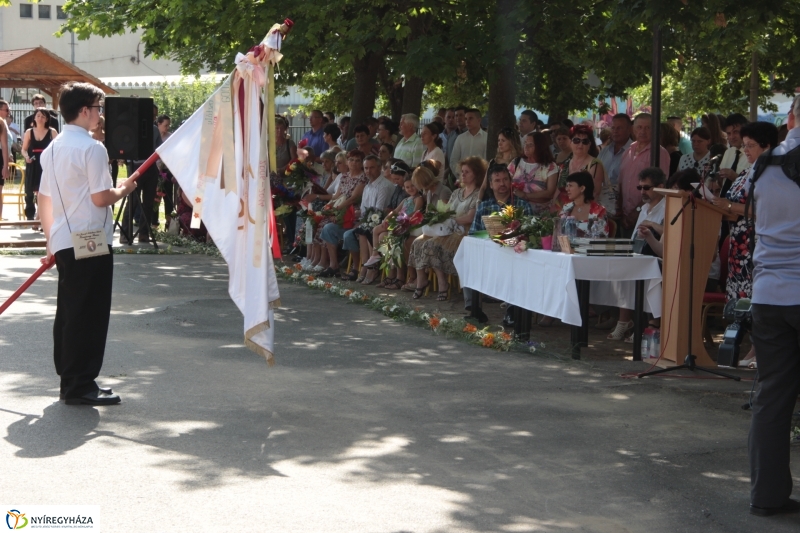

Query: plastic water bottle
left=641, top=327, right=652, bottom=358
left=564, top=216, right=577, bottom=241
left=650, top=329, right=661, bottom=359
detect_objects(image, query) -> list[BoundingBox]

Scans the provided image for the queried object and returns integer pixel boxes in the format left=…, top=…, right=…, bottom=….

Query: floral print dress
left=725, top=168, right=753, bottom=301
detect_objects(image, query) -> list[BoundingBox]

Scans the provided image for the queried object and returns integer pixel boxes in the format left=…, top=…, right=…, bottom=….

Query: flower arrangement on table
left=376, top=208, right=425, bottom=273
left=483, top=204, right=524, bottom=237
left=491, top=212, right=558, bottom=252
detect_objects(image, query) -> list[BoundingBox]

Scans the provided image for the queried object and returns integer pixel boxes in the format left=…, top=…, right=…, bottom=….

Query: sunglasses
left=571, top=137, right=592, bottom=145
left=390, top=164, right=408, bottom=176
left=636, top=185, right=653, bottom=191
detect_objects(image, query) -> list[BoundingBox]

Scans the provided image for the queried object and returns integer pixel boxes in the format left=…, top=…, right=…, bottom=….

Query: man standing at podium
left=748, top=94, right=800, bottom=517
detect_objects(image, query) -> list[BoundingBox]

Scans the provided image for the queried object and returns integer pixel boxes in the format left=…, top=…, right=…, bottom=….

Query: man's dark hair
left=489, top=164, right=510, bottom=180
left=324, top=111, right=335, bottom=121
left=0, top=99, right=8, bottom=111
left=339, top=116, right=350, bottom=126
left=466, top=108, right=481, bottom=118
left=455, top=105, right=469, bottom=113
left=323, top=123, right=341, bottom=140
left=31, top=93, right=46, bottom=104
left=666, top=116, right=681, bottom=121
left=536, top=119, right=545, bottom=129
left=153, top=103, right=158, bottom=111
left=446, top=107, right=455, bottom=113
left=363, top=154, right=380, bottom=164
left=365, top=116, right=379, bottom=127
left=521, top=109, right=538, bottom=122
left=353, top=124, right=370, bottom=136
left=156, top=114, right=171, bottom=125
left=740, top=121, right=779, bottom=149
left=310, top=109, right=323, bottom=118
left=612, top=113, right=632, bottom=124
left=58, top=82, right=104, bottom=123
left=561, top=119, right=574, bottom=128
left=638, top=167, right=666, bottom=187
left=667, top=168, right=700, bottom=191
left=726, top=113, right=749, bottom=129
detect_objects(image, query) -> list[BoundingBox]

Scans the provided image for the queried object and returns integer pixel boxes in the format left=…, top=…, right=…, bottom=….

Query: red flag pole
left=0, top=152, right=161, bottom=317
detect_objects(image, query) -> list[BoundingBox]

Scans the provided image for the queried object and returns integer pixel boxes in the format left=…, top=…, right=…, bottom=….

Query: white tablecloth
left=453, top=237, right=662, bottom=326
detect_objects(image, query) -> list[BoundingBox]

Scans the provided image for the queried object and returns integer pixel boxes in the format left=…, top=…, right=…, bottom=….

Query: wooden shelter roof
left=0, top=46, right=116, bottom=107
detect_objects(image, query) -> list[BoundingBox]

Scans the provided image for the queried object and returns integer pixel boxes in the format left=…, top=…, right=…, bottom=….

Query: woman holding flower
left=414, top=160, right=452, bottom=207
left=508, top=132, right=559, bottom=214
left=408, top=156, right=486, bottom=300
left=362, top=175, right=425, bottom=287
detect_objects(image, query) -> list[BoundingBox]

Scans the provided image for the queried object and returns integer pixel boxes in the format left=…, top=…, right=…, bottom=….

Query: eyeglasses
left=390, top=164, right=408, bottom=176
left=636, top=185, right=653, bottom=191
left=89, top=105, right=104, bottom=113
left=571, top=137, right=591, bottom=145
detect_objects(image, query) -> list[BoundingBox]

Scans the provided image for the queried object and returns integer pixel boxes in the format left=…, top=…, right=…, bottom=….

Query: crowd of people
left=284, top=106, right=782, bottom=363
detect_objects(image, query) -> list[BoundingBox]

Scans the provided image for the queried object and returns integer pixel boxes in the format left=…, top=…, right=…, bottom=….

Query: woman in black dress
left=21, top=108, right=58, bottom=220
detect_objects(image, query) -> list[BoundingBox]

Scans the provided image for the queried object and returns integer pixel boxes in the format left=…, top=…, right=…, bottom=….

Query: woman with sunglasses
left=677, top=127, right=711, bottom=173
left=508, top=132, right=559, bottom=214
left=555, top=124, right=605, bottom=210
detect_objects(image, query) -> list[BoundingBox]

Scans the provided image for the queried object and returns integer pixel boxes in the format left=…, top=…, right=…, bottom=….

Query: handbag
left=422, top=218, right=459, bottom=237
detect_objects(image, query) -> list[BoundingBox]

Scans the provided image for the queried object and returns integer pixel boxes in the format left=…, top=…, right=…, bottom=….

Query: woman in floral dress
left=710, top=121, right=778, bottom=368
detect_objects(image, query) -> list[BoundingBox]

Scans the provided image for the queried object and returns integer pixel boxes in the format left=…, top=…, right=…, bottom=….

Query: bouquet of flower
left=493, top=212, right=559, bottom=252
left=321, top=203, right=357, bottom=229
left=422, top=200, right=456, bottom=226
left=493, top=204, right=524, bottom=225
left=358, top=207, right=386, bottom=232
left=376, top=208, right=425, bottom=273
left=284, top=158, right=320, bottom=192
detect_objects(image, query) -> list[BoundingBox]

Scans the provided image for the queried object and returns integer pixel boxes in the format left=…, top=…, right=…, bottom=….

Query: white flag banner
left=156, top=39, right=282, bottom=364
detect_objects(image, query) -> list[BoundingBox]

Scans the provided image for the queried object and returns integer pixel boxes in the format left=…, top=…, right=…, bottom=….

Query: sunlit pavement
left=1, top=254, right=797, bottom=532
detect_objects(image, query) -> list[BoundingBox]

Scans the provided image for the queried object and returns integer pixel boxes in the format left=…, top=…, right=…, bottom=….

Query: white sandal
left=607, top=320, right=634, bottom=341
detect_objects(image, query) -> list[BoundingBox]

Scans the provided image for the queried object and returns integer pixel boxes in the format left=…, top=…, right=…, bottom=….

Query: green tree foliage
left=150, top=77, right=221, bottom=127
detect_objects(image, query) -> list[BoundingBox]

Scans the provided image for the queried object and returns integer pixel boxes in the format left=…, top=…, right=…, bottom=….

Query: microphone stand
left=639, top=166, right=740, bottom=381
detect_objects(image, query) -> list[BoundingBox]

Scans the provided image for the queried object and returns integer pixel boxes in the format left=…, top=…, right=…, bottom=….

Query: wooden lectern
left=656, top=189, right=731, bottom=367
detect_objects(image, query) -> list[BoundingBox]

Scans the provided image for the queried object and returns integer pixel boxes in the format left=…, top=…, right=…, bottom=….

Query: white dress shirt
left=449, top=129, right=487, bottom=177
left=39, top=124, right=114, bottom=255
left=360, top=175, right=395, bottom=212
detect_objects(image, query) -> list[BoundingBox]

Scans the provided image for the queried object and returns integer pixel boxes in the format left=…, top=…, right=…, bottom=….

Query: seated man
left=466, top=165, right=533, bottom=321
left=339, top=154, right=395, bottom=281
left=608, top=167, right=666, bottom=341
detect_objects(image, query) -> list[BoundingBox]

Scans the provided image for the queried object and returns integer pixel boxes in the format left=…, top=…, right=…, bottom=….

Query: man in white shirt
left=633, top=167, right=666, bottom=239
left=345, top=155, right=394, bottom=279
left=449, top=108, right=487, bottom=178
left=38, top=82, right=137, bottom=406
left=394, top=114, right=425, bottom=168
left=719, top=113, right=751, bottom=195
left=518, top=110, right=538, bottom=145
left=597, top=113, right=633, bottom=188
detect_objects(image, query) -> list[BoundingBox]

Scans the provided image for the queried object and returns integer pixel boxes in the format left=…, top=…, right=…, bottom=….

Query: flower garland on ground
left=276, top=263, right=548, bottom=355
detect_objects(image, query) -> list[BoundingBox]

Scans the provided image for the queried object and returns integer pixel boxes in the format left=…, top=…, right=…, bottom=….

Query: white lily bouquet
left=422, top=200, right=459, bottom=237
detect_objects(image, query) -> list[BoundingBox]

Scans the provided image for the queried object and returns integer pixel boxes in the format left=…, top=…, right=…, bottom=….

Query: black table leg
left=633, top=279, right=645, bottom=361
left=579, top=280, right=590, bottom=346
left=514, top=306, right=531, bottom=341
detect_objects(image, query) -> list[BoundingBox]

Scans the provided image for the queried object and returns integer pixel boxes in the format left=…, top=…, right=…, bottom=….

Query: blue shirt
left=752, top=127, right=800, bottom=305
left=301, top=128, right=327, bottom=159
left=469, top=196, right=533, bottom=234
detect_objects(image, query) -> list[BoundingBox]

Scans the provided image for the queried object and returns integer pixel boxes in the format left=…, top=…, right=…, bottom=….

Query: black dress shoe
left=60, top=387, right=112, bottom=401
left=750, top=498, right=800, bottom=517
left=474, top=309, right=489, bottom=324
left=64, top=390, right=121, bottom=406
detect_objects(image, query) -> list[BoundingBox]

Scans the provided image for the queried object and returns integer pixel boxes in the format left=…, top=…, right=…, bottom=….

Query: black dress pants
left=749, top=304, right=800, bottom=507
left=54, top=246, right=114, bottom=399
left=121, top=163, right=158, bottom=240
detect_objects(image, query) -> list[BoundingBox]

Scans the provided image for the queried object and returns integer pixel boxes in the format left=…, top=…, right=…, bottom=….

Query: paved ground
left=1, top=254, right=798, bottom=532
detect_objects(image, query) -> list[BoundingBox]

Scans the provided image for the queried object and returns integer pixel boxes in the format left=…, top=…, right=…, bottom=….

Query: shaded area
left=0, top=255, right=797, bottom=532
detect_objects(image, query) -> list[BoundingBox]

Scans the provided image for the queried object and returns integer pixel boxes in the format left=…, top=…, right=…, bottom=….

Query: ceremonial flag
left=156, top=25, right=290, bottom=364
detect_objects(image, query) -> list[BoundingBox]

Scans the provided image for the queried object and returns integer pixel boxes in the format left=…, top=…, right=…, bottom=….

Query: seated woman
left=559, top=170, right=610, bottom=237
left=508, top=131, right=559, bottom=214
left=378, top=142, right=395, bottom=165
left=313, top=150, right=368, bottom=277
left=408, top=156, right=485, bottom=300
left=416, top=160, right=452, bottom=206
left=362, top=174, right=425, bottom=288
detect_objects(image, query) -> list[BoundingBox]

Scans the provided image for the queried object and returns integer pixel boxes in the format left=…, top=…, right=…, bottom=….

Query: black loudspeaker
left=104, top=97, right=154, bottom=160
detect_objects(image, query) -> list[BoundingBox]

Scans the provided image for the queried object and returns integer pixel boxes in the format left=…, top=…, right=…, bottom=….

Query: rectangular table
left=453, top=237, right=663, bottom=360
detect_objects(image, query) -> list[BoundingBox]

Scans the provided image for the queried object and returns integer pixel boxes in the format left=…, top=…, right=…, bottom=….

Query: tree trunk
left=401, top=76, right=425, bottom=117
left=487, top=0, right=518, bottom=160
left=349, top=51, right=382, bottom=140
left=749, top=51, right=759, bottom=123
left=378, top=63, right=404, bottom=122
